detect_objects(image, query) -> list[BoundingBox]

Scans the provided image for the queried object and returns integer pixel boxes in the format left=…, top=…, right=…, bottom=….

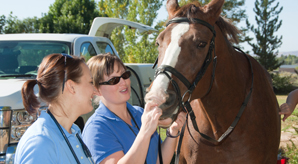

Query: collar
left=41, top=110, right=81, bottom=138
left=95, top=101, right=138, bottom=121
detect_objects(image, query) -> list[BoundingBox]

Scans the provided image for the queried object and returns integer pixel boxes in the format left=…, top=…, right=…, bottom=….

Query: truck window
left=96, top=42, right=115, bottom=55
left=80, top=42, right=97, bottom=61
left=0, top=41, right=71, bottom=76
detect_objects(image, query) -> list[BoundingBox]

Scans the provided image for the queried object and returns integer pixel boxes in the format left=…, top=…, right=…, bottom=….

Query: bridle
left=153, top=17, right=217, bottom=101
left=152, top=17, right=254, bottom=163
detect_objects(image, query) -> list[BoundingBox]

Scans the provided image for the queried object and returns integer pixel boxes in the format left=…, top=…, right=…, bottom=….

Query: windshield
left=0, top=41, right=71, bottom=78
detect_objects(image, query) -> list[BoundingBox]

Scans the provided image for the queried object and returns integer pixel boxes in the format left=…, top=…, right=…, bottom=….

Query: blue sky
left=1, top=0, right=297, bottom=54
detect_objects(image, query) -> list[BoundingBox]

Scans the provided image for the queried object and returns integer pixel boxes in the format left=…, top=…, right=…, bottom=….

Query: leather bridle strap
left=174, top=121, right=186, bottom=164
left=156, top=66, right=191, bottom=89
left=166, top=17, right=216, bottom=36
left=185, top=46, right=254, bottom=144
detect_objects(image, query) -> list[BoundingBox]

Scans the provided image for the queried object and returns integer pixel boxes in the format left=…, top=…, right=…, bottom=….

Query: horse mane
left=173, top=2, right=241, bottom=44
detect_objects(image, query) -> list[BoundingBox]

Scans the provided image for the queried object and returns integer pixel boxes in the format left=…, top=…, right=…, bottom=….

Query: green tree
left=2, top=12, right=40, bottom=33
left=2, top=12, right=19, bottom=33
left=0, top=15, right=5, bottom=34
left=39, top=0, right=100, bottom=34
left=247, top=0, right=283, bottom=71
left=98, top=0, right=163, bottom=63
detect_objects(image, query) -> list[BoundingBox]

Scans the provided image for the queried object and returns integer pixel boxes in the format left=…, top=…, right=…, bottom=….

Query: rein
left=152, top=17, right=254, bottom=163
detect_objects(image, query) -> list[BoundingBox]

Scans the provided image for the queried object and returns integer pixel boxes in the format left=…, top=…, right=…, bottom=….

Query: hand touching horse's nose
left=141, top=101, right=162, bottom=135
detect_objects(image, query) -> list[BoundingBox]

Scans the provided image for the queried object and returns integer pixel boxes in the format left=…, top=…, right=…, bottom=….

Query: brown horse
left=145, top=0, right=280, bottom=163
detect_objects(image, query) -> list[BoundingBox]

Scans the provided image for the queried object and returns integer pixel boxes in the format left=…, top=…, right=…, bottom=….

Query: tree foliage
left=247, top=0, right=283, bottom=71
left=1, top=0, right=251, bottom=63
left=0, top=12, right=40, bottom=33
left=39, top=0, right=100, bottom=34
left=278, top=55, right=298, bottom=65
left=0, top=15, right=5, bottom=34
left=98, top=0, right=163, bottom=63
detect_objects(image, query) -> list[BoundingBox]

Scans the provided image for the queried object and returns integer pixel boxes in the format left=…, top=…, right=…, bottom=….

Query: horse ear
left=205, top=0, right=225, bottom=23
left=166, top=0, right=180, bottom=19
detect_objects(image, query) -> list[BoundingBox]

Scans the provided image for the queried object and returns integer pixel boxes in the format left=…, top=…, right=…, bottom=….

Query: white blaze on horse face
left=148, top=23, right=190, bottom=105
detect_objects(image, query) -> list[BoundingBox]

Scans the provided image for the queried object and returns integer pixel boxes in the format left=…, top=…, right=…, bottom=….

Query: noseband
left=153, top=17, right=254, bottom=146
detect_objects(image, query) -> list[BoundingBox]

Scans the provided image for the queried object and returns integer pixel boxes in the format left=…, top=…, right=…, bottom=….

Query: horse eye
left=197, top=42, right=207, bottom=48
left=155, top=41, right=159, bottom=46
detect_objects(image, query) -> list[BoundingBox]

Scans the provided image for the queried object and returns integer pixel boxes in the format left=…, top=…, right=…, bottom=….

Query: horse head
left=145, top=0, right=225, bottom=127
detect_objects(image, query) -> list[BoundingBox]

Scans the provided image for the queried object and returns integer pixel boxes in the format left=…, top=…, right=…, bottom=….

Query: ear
left=65, top=80, right=76, bottom=94
left=205, top=0, right=225, bottom=23
left=166, top=0, right=180, bottom=19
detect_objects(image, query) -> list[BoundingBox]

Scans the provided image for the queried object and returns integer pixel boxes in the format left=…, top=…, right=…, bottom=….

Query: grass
left=158, top=127, right=167, bottom=141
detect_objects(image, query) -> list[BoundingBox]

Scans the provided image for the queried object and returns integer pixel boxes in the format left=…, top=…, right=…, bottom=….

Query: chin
left=83, top=105, right=94, bottom=115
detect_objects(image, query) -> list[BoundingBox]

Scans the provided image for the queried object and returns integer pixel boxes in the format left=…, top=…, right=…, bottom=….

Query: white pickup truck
left=0, top=17, right=156, bottom=163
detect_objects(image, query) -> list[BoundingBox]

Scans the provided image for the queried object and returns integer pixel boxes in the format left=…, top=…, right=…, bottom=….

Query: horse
left=145, top=0, right=281, bottom=163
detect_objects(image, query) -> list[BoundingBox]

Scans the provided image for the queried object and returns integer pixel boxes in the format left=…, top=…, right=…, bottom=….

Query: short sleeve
left=82, top=120, right=123, bottom=164
left=15, top=135, right=57, bottom=164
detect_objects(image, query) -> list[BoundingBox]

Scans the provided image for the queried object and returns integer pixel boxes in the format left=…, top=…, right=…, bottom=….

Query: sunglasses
left=61, top=53, right=73, bottom=93
left=99, top=71, right=131, bottom=85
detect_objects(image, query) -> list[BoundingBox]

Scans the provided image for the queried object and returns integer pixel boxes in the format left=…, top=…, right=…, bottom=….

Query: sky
left=0, top=0, right=297, bottom=54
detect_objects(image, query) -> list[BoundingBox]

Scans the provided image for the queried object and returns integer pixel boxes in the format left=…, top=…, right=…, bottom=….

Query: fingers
left=152, top=107, right=162, bottom=120
left=144, top=101, right=158, bottom=112
left=282, top=114, right=290, bottom=122
left=169, top=112, right=186, bottom=130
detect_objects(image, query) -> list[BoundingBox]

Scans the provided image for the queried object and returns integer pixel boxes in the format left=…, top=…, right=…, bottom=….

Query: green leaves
left=41, top=0, right=100, bottom=34
left=0, top=15, right=5, bottom=34
left=99, top=0, right=163, bottom=63
left=0, top=0, right=250, bottom=64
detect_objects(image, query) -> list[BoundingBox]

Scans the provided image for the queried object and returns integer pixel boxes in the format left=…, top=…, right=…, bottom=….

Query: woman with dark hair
left=82, top=53, right=186, bottom=164
left=15, top=53, right=96, bottom=164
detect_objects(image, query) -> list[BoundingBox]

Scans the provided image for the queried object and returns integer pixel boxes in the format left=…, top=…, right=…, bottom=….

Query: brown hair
left=22, top=53, right=85, bottom=114
left=87, top=53, right=126, bottom=89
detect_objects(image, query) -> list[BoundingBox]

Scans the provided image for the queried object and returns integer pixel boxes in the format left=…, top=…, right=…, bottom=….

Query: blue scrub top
left=82, top=102, right=160, bottom=164
left=14, top=110, right=93, bottom=164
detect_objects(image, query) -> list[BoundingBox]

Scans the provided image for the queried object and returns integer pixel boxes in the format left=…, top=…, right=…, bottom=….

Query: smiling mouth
left=120, top=88, right=128, bottom=92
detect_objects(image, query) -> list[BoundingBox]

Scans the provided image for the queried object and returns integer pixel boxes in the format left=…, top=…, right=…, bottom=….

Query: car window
left=96, top=42, right=115, bottom=55
left=0, top=41, right=71, bottom=76
left=80, top=42, right=97, bottom=61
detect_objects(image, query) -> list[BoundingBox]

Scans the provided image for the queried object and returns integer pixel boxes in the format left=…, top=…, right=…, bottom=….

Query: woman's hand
left=279, top=103, right=295, bottom=121
left=140, top=101, right=162, bottom=135
left=168, top=112, right=186, bottom=136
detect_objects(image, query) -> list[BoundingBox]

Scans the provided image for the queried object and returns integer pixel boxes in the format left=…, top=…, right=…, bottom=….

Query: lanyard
left=47, top=110, right=94, bottom=164
left=111, top=108, right=163, bottom=164
left=110, top=108, right=148, bottom=164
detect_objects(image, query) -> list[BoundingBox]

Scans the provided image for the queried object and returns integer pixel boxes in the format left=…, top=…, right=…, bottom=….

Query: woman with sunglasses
left=82, top=53, right=186, bottom=164
left=15, top=53, right=96, bottom=164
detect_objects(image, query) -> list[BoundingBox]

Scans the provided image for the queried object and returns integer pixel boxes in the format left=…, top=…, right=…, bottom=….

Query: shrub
left=271, top=72, right=294, bottom=94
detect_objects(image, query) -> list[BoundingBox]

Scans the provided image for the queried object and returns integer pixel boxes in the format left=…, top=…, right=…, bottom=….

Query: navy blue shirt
left=82, top=102, right=159, bottom=164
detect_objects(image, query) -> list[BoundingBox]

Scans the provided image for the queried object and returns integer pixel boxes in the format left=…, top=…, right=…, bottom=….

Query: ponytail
left=22, top=79, right=40, bottom=114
